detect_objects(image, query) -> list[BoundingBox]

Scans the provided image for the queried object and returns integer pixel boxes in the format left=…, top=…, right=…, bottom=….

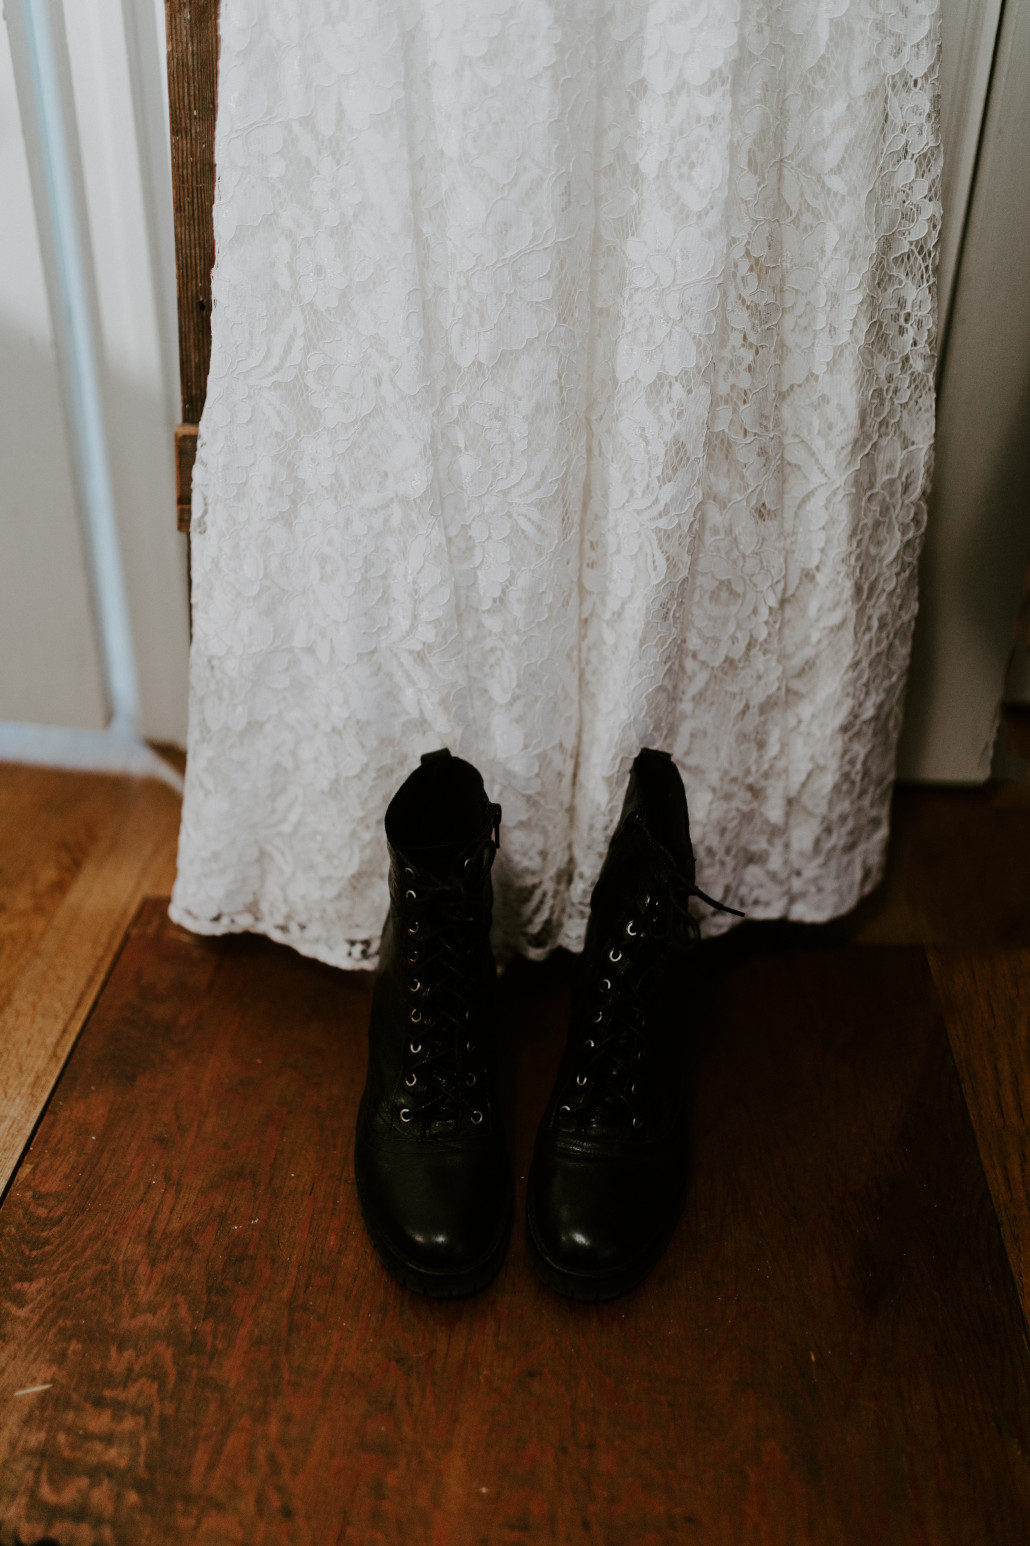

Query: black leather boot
left=527, top=748, right=741, bottom=1301
left=354, top=749, right=510, bottom=1297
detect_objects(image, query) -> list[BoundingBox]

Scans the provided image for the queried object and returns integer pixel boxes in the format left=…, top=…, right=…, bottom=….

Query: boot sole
left=357, top=1191, right=511, bottom=1298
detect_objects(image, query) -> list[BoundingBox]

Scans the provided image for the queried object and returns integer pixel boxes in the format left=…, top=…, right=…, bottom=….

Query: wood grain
left=833, top=784, right=1030, bottom=946
left=165, top=0, right=219, bottom=424
left=928, top=946, right=1030, bottom=1323
left=0, top=913, right=1027, bottom=1545
left=0, top=768, right=125, bottom=1010
left=174, top=422, right=198, bottom=532
left=0, top=771, right=181, bottom=1196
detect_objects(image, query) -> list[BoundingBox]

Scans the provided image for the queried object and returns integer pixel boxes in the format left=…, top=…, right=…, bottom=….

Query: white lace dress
left=171, top=0, right=943, bottom=968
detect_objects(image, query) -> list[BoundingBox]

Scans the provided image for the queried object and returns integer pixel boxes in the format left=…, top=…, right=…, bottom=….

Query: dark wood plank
left=1004, top=703, right=1030, bottom=765
left=835, top=785, right=1030, bottom=946
left=0, top=910, right=1028, bottom=1544
left=928, top=946, right=1030, bottom=1324
left=165, top=0, right=219, bottom=424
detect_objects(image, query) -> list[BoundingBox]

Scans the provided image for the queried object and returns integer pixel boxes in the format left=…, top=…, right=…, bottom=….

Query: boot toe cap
left=528, top=1146, right=683, bottom=1293
left=356, top=1137, right=509, bottom=1287
left=384, top=1209, right=495, bottom=1276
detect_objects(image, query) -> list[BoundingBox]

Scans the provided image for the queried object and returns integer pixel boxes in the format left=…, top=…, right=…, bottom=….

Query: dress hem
left=166, top=876, right=877, bottom=975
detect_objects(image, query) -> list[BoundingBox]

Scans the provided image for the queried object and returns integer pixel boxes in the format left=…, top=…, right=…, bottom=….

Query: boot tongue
left=619, top=748, right=695, bottom=875
left=384, top=751, right=496, bottom=874
left=591, top=813, right=690, bottom=910
left=399, top=833, right=477, bottom=877
left=395, top=817, right=497, bottom=881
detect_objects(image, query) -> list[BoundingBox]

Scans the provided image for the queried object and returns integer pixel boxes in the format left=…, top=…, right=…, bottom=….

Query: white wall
left=0, top=0, right=1025, bottom=777
left=0, top=13, right=108, bottom=728
left=899, top=0, right=1030, bottom=778
left=0, top=0, right=189, bottom=750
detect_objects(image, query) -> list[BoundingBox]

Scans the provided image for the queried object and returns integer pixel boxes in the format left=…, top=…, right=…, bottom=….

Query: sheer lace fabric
left=171, top=0, right=943, bottom=968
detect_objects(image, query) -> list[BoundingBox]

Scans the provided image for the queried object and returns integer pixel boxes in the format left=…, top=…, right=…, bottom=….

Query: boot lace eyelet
left=559, top=1104, right=571, bottom=1116
left=405, top=1073, right=417, bottom=1088
left=409, top=1040, right=422, bottom=1055
left=408, top=950, right=419, bottom=964
left=609, top=948, right=622, bottom=963
left=632, top=1116, right=643, bottom=1129
left=399, top=1109, right=413, bottom=1123
left=404, top=866, right=415, bottom=878
left=405, top=889, right=417, bottom=901
left=593, top=1011, right=603, bottom=1024
left=407, top=922, right=419, bottom=935
left=600, top=978, right=611, bottom=992
left=466, top=1073, right=476, bottom=1087
left=410, top=978, right=421, bottom=993
left=575, top=1073, right=588, bottom=1087
left=626, top=920, right=637, bottom=936
left=470, top=1110, right=483, bottom=1125
left=585, top=1038, right=595, bottom=1049
left=410, top=1009, right=422, bottom=1024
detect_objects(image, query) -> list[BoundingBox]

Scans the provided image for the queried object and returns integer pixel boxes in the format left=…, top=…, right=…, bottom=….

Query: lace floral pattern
left=171, top=0, right=942, bottom=968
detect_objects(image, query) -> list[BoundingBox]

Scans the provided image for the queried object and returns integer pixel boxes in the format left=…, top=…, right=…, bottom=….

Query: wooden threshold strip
left=0, top=774, right=180, bottom=1196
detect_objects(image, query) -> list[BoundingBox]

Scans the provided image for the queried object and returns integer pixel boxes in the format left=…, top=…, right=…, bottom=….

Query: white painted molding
left=0, top=721, right=183, bottom=790
left=4, top=0, right=189, bottom=749
left=61, top=0, right=190, bottom=741
left=118, top=0, right=181, bottom=428
left=0, top=14, right=110, bottom=728
left=6, top=0, right=141, bottom=731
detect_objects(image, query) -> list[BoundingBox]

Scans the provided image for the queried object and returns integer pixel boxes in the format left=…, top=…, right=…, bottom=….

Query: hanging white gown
left=170, top=0, right=943, bottom=968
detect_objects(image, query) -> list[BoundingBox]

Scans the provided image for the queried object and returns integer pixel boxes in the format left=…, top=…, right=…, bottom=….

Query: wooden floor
left=0, top=766, right=180, bottom=1194
left=0, top=766, right=1029, bottom=1545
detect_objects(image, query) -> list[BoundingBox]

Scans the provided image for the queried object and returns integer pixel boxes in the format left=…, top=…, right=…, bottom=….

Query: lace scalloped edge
left=166, top=867, right=881, bottom=975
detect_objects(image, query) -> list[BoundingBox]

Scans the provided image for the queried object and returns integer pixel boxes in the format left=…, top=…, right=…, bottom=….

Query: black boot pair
left=353, top=747, right=740, bottom=1301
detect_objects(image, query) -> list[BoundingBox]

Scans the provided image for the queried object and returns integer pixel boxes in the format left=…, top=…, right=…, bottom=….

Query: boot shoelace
left=559, top=876, right=743, bottom=1134
left=397, top=814, right=500, bottom=1129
